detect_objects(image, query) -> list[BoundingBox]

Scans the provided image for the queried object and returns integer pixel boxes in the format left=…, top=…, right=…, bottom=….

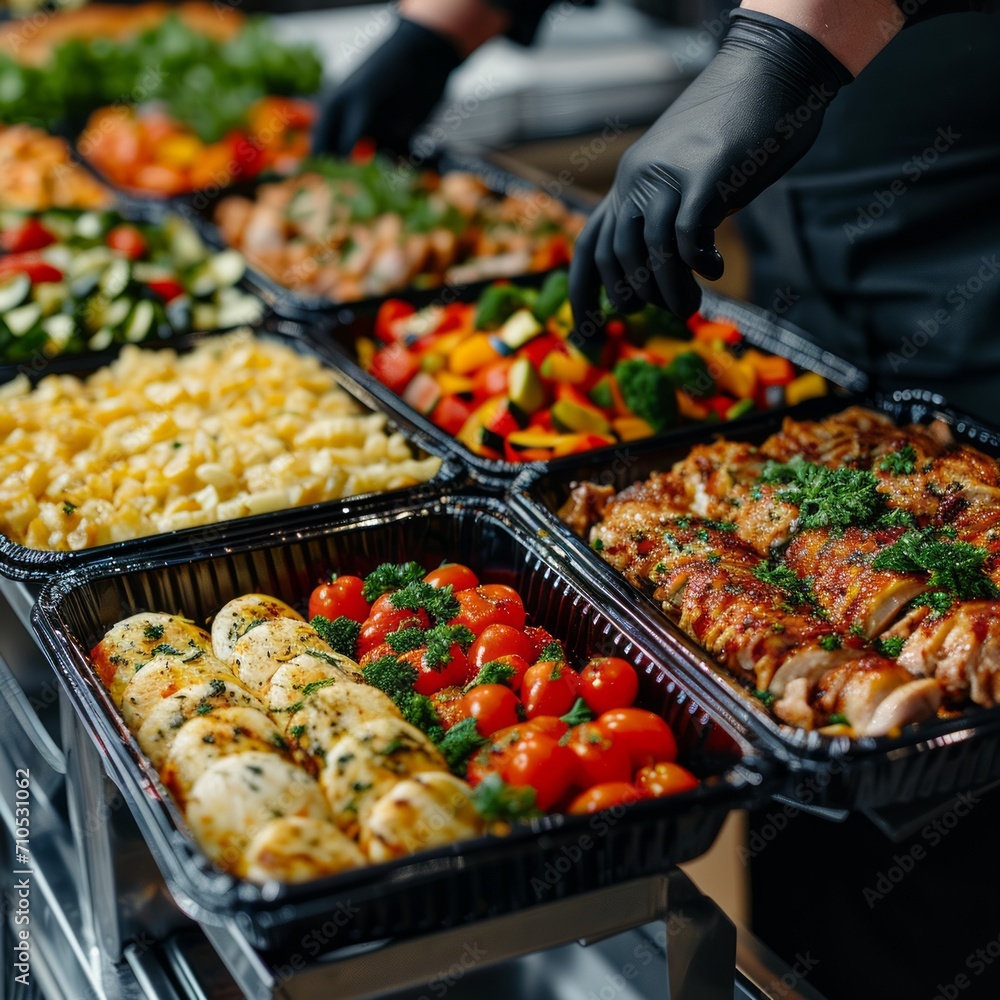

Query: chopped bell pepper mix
left=361, top=272, right=829, bottom=463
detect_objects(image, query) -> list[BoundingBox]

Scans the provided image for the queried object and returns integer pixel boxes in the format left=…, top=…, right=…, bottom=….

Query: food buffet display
left=2, top=5, right=996, bottom=999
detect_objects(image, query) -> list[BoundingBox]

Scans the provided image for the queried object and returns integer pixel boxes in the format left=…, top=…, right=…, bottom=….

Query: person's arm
left=567, top=0, right=914, bottom=328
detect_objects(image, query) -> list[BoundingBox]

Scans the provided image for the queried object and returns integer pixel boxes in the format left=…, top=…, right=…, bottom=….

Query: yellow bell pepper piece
left=435, top=371, right=475, bottom=395
left=356, top=337, right=376, bottom=372
left=540, top=351, right=590, bottom=383
left=449, top=333, right=502, bottom=375
left=714, top=356, right=757, bottom=400
left=611, top=416, right=654, bottom=441
left=785, top=372, right=827, bottom=406
left=456, top=397, right=504, bottom=455
left=676, top=391, right=710, bottom=421
left=644, top=337, right=694, bottom=363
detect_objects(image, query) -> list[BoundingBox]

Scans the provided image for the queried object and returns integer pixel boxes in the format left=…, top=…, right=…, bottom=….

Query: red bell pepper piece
left=370, top=343, right=420, bottom=395
left=703, top=395, right=736, bottom=421
left=374, top=299, right=417, bottom=345
left=1, top=217, right=55, bottom=253
left=0, top=253, right=62, bottom=283
left=516, top=334, right=562, bottom=369
left=146, top=278, right=186, bottom=303
left=472, top=359, right=513, bottom=400
left=432, top=395, right=476, bottom=436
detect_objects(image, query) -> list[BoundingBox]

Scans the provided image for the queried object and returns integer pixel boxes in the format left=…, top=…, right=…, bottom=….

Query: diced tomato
left=146, top=278, right=185, bottom=303
left=703, top=395, right=737, bottom=421
left=370, top=343, right=420, bottom=395
left=435, top=302, right=475, bottom=335
left=432, top=394, right=476, bottom=436
left=483, top=398, right=526, bottom=439
left=528, top=408, right=555, bottom=433
left=605, top=319, right=627, bottom=338
left=350, top=137, right=377, bottom=163
left=374, top=299, right=417, bottom=344
left=517, top=334, right=563, bottom=369
left=1, top=217, right=55, bottom=253
left=227, top=131, right=266, bottom=179
left=106, top=224, right=148, bottom=260
left=0, top=253, right=62, bottom=283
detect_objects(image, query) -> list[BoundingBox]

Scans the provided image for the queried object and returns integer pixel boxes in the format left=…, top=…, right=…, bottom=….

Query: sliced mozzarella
left=240, top=816, right=365, bottom=884
left=210, top=593, right=304, bottom=664
left=232, top=618, right=334, bottom=696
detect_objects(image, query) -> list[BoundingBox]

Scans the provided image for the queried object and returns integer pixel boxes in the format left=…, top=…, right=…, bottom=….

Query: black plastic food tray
left=175, top=149, right=592, bottom=321
left=31, top=494, right=765, bottom=953
left=0, top=317, right=462, bottom=581
left=310, top=286, right=870, bottom=491
left=510, top=388, right=1000, bottom=815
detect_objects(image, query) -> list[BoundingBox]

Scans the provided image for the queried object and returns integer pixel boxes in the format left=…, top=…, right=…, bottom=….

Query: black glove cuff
left=395, top=17, right=465, bottom=75
left=726, top=8, right=854, bottom=91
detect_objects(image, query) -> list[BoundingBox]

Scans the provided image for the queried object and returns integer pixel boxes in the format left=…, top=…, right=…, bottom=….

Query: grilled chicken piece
left=669, top=440, right=764, bottom=517
left=266, top=656, right=360, bottom=715
left=283, top=682, right=402, bottom=772
left=558, top=482, right=616, bottom=537
left=811, top=656, right=941, bottom=736
left=160, top=706, right=289, bottom=808
left=319, top=717, right=448, bottom=836
left=897, top=601, right=1000, bottom=707
left=119, top=652, right=241, bottom=733
left=240, top=816, right=365, bottom=884
left=360, top=771, right=484, bottom=864
left=726, top=482, right=801, bottom=555
left=232, top=618, right=337, bottom=695
left=135, top=681, right=266, bottom=770
left=783, top=527, right=929, bottom=636
left=210, top=594, right=304, bottom=664
left=186, top=752, right=330, bottom=868
left=662, top=561, right=858, bottom=692
left=760, top=407, right=899, bottom=467
left=91, top=613, right=214, bottom=707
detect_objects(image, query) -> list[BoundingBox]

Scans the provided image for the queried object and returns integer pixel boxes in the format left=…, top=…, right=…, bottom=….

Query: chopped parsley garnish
left=150, top=643, right=184, bottom=656
left=753, top=561, right=823, bottom=613
left=195, top=703, right=213, bottom=716
left=360, top=655, right=443, bottom=741
left=878, top=508, right=916, bottom=529
left=470, top=774, right=542, bottom=822
left=872, top=528, right=999, bottom=600
left=391, top=580, right=460, bottom=623
left=818, top=634, right=842, bottom=652
left=143, top=624, right=165, bottom=642
left=559, top=698, right=594, bottom=726
left=908, top=591, right=955, bottom=619
left=290, top=725, right=306, bottom=739
left=302, top=678, right=338, bottom=698
left=536, top=640, right=566, bottom=663
left=310, top=615, right=361, bottom=660
left=361, top=562, right=426, bottom=602
left=464, top=661, right=517, bottom=692
left=873, top=635, right=906, bottom=658
left=704, top=520, right=738, bottom=531
left=758, top=457, right=885, bottom=531
left=878, top=445, right=917, bottom=476
left=385, top=627, right=427, bottom=655
left=63, top=501, right=77, bottom=515
left=848, top=622, right=867, bottom=638
left=753, top=689, right=776, bottom=708
left=827, top=713, right=849, bottom=726
left=592, top=538, right=605, bottom=551
left=423, top=624, right=475, bottom=667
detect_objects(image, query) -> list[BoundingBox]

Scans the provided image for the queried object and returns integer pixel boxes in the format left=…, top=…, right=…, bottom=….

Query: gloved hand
left=569, top=8, right=853, bottom=328
left=312, top=18, right=464, bottom=157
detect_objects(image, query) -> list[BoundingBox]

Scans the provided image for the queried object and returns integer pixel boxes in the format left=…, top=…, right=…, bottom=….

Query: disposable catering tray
left=0, top=316, right=463, bottom=581
left=30, top=493, right=767, bottom=954
left=175, top=149, right=593, bottom=321
left=510, top=388, right=1000, bottom=817
left=311, top=286, right=870, bottom=491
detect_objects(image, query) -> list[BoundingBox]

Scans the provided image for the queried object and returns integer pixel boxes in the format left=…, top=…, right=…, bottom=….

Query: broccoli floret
left=398, top=691, right=444, bottom=741
left=613, top=359, right=678, bottom=432
left=436, top=717, right=488, bottom=775
left=385, top=627, right=427, bottom=655
left=470, top=774, right=541, bottom=822
left=536, top=640, right=565, bottom=664
left=665, top=351, right=715, bottom=398
left=362, top=655, right=419, bottom=700
left=390, top=581, right=460, bottom=624
left=361, top=562, right=426, bottom=602
left=311, top=615, right=361, bottom=660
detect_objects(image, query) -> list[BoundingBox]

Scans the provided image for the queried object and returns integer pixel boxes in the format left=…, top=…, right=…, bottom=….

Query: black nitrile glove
left=569, top=9, right=853, bottom=328
left=312, top=18, right=464, bottom=157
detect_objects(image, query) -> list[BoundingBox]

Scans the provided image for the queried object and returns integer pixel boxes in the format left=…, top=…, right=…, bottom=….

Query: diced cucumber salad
left=0, top=210, right=264, bottom=362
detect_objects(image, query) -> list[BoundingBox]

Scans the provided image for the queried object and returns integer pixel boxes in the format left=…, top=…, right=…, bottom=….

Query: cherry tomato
left=635, top=762, right=699, bottom=798
left=503, top=733, right=577, bottom=811
left=424, top=563, right=479, bottom=591
left=568, top=782, right=643, bottom=815
left=522, top=625, right=557, bottom=663
left=1, top=217, right=55, bottom=253
left=463, top=684, right=520, bottom=736
left=106, top=224, right=148, bottom=260
left=491, top=716, right=569, bottom=744
left=579, top=657, right=639, bottom=715
left=146, top=278, right=185, bottom=303
left=564, top=724, right=632, bottom=789
left=480, top=653, right=530, bottom=692
left=451, top=585, right=526, bottom=636
left=356, top=608, right=430, bottom=659
left=374, top=298, right=417, bottom=344
left=0, top=253, right=62, bottom=283
left=468, top=624, right=536, bottom=670
left=431, top=686, right=469, bottom=730
left=472, top=359, right=513, bottom=400
left=594, top=708, right=678, bottom=770
left=521, top=662, right=580, bottom=719
left=308, top=575, right=370, bottom=624
left=402, top=643, right=470, bottom=696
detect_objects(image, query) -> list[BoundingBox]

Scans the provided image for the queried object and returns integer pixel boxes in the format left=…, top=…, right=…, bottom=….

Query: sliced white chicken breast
left=160, top=706, right=289, bottom=807
left=283, top=681, right=402, bottom=769
left=266, top=657, right=344, bottom=715
left=319, top=717, right=447, bottom=835
left=185, top=751, right=330, bottom=870
left=136, top=680, right=266, bottom=770
left=210, top=594, right=304, bottom=664
left=91, top=613, right=213, bottom=707
left=360, top=771, right=484, bottom=864
left=232, top=618, right=335, bottom=695
left=120, top=652, right=239, bottom=734
left=240, top=816, right=365, bottom=884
